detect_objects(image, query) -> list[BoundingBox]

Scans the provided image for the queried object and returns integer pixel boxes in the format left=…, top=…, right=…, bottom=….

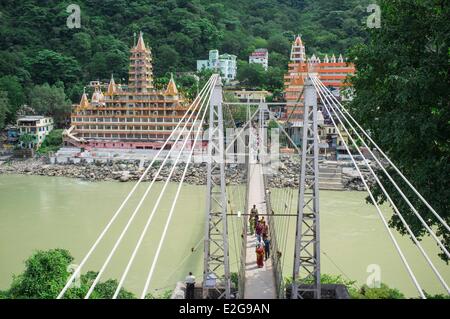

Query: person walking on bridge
left=263, top=237, right=271, bottom=261
left=256, top=219, right=264, bottom=243
left=256, top=243, right=265, bottom=268
left=260, top=218, right=269, bottom=240
left=185, top=272, right=195, bottom=299
left=249, top=204, right=259, bottom=235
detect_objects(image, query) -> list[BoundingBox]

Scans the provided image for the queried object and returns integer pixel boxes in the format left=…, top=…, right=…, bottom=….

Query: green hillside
left=0, top=0, right=370, bottom=127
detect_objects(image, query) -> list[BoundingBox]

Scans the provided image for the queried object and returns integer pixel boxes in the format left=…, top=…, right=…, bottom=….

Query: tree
left=37, top=129, right=63, bottom=154
left=154, top=45, right=180, bottom=74
left=348, top=0, right=450, bottom=260
left=6, top=249, right=136, bottom=299
left=0, top=0, right=370, bottom=105
left=267, top=34, right=291, bottom=56
left=27, top=50, right=81, bottom=85
left=28, top=83, right=71, bottom=128
left=9, top=248, right=73, bottom=299
left=0, top=91, right=9, bottom=130
left=0, top=75, right=25, bottom=123
left=237, top=61, right=266, bottom=88
left=352, top=283, right=405, bottom=299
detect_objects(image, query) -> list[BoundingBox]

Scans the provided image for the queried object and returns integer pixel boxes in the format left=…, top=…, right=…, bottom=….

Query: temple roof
left=79, top=89, right=90, bottom=108
left=294, top=35, right=303, bottom=46
left=107, top=74, right=117, bottom=95
left=135, top=31, right=147, bottom=51
left=164, top=73, right=179, bottom=96
left=91, top=86, right=104, bottom=103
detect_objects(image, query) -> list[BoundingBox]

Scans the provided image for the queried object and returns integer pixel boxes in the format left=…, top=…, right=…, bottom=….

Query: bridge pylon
left=202, top=75, right=231, bottom=299
left=292, top=75, right=321, bottom=299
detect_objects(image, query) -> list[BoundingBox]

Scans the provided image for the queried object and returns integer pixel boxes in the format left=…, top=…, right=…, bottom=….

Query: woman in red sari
left=256, top=243, right=265, bottom=268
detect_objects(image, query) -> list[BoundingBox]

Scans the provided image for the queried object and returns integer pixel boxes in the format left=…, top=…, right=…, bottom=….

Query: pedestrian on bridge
left=249, top=205, right=259, bottom=235
left=256, top=220, right=264, bottom=243
left=256, top=243, right=265, bottom=268
left=264, top=237, right=270, bottom=261
left=260, top=219, right=269, bottom=240
left=185, top=272, right=195, bottom=299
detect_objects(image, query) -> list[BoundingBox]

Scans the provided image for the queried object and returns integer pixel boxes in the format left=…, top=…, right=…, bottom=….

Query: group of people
left=249, top=204, right=270, bottom=268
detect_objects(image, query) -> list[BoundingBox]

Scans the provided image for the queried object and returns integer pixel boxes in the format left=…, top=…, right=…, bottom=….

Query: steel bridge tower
left=203, top=76, right=231, bottom=299
left=292, top=76, right=321, bottom=299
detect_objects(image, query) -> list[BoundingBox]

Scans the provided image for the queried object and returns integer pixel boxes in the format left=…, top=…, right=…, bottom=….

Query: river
left=0, top=174, right=448, bottom=297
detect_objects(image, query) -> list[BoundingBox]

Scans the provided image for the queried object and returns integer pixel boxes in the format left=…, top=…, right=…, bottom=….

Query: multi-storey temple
left=284, top=35, right=355, bottom=120
left=64, top=32, right=190, bottom=150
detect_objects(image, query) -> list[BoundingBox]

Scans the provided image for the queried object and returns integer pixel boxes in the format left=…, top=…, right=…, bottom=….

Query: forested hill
left=0, top=0, right=370, bottom=122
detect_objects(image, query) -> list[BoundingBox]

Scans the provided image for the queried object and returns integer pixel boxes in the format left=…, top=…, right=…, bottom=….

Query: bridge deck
left=244, top=163, right=276, bottom=299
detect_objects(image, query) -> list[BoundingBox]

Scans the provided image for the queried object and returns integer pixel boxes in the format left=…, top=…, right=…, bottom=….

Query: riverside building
left=64, top=32, right=191, bottom=150
left=284, top=35, right=355, bottom=121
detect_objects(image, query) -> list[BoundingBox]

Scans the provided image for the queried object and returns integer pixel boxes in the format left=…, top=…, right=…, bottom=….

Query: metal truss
left=292, top=76, right=321, bottom=299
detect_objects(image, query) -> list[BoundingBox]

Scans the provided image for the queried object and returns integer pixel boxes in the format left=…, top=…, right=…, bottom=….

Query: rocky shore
left=0, top=157, right=245, bottom=185
left=0, top=155, right=376, bottom=190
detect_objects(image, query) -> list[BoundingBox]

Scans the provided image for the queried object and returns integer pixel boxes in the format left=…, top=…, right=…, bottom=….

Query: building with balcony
left=249, top=48, right=269, bottom=71
left=17, top=116, right=54, bottom=148
left=197, top=50, right=237, bottom=82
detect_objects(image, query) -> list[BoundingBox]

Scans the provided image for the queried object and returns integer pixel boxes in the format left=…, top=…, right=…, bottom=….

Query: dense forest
left=0, top=0, right=370, bottom=128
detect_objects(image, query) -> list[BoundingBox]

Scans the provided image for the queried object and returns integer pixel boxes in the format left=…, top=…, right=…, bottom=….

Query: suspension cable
left=314, top=78, right=450, bottom=258
left=312, top=78, right=426, bottom=299
left=313, top=77, right=449, bottom=294
left=57, top=75, right=216, bottom=299
left=111, top=75, right=218, bottom=299
left=140, top=77, right=217, bottom=298
left=314, top=79, right=449, bottom=233
left=83, top=76, right=217, bottom=298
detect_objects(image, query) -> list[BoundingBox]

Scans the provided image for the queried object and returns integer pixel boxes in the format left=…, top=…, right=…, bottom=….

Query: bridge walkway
left=243, top=162, right=277, bottom=299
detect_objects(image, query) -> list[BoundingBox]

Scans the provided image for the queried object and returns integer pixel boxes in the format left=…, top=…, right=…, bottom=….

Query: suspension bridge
left=56, top=74, right=449, bottom=299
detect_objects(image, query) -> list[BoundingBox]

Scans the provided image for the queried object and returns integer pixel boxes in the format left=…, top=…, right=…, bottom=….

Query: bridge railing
left=237, top=140, right=250, bottom=299
left=263, top=171, right=285, bottom=299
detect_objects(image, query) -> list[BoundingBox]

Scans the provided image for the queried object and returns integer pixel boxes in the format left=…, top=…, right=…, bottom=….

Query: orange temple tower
left=283, top=35, right=355, bottom=120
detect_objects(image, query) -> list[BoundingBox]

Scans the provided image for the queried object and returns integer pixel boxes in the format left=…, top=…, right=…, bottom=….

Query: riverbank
left=0, top=155, right=375, bottom=190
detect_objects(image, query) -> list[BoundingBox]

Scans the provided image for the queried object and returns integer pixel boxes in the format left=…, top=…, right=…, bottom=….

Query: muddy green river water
left=0, top=175, right=448, bottom=297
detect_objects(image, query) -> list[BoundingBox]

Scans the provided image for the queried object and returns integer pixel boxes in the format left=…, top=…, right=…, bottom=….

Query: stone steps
left=319, top=181, right=345, bottom=191
left=319, top=172, right=341, bottom=178
left=319, top=163, right=344, bottom=190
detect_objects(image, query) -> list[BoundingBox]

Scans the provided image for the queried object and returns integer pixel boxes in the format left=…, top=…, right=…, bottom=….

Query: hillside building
left=249, top=48, right=269, bottom=71
left=197, top=50, right=237, bottom=82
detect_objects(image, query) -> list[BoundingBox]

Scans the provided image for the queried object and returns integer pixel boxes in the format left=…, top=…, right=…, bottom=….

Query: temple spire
left=290, top=34, right=306, bottom=62
left=128, top=31, right=154, bottom=92
left=165, top=73, right=179, bottom=96
left=136, top=31, right=146, bottom=51
left=79, top=87, right=90, bottom=109
left=107, top=74, right=117, bottom=95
